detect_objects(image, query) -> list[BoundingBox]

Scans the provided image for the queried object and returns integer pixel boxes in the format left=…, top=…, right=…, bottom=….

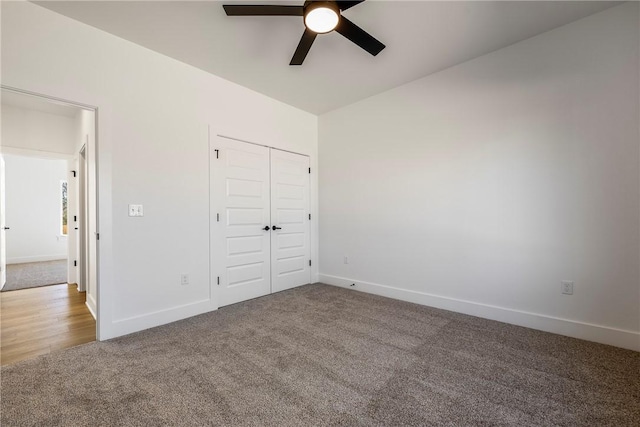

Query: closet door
left=211, top=136, right=271, bottom=307
left=270, top=149, right=311, bottom=292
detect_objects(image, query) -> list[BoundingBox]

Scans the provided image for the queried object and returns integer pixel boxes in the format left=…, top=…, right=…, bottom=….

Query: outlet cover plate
left=561, top=281, right=574, bottom=295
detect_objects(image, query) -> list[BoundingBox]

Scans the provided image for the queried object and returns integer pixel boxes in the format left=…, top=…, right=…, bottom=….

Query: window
left=61, top=180, right=68, bottom=236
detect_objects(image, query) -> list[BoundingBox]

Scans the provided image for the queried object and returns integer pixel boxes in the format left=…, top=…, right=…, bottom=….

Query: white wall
left=319, top=3, right=640, bottom=351
left=1, top=1, right=318, bottom=339
left=1, top=104, right=77, bottom=155
left=3, top=154, right=68, bottom=264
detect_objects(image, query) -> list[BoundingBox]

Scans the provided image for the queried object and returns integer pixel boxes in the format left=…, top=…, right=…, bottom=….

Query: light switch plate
left=128, top=204, right=144, bottom=217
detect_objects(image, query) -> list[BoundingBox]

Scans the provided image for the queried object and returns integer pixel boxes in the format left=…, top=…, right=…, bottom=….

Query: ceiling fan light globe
left=304, top=7, right=339, bottom=33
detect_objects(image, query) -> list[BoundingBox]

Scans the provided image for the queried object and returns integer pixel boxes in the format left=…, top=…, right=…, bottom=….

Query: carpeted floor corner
left=1, top=284, right=639, bottom=426
left=1, top=260, right=68, bottom=292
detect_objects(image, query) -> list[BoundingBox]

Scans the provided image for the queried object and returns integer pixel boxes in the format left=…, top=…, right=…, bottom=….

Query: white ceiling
left=1, top=89, right=81, bottom=118
left=33, top=1, right=620, bottom=114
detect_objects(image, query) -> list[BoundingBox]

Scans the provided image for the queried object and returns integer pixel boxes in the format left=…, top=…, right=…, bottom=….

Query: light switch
left=128, top=204, right=144, bottom=217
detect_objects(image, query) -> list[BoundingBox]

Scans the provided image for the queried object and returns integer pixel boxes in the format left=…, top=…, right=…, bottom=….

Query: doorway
left=0, top=154, right=69, bottom=291
left=0, top=87, right=98, bottom=365
left=210, top=135, right=311, bottom=307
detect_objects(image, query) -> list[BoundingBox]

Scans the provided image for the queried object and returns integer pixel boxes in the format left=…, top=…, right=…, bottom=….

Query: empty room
left=1, top=1, right=638, bottom=425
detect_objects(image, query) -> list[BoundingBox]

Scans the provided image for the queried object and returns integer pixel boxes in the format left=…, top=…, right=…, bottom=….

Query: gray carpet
left=1, top=260, right=68, bottom=292
left=1, top=284, right=638, bottom=426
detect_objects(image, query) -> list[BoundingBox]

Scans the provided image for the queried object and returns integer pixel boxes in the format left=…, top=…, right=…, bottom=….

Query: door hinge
left=308, top=214, right=311, bottom=220
left=217, top=213, right=220, bottom=222
left=309, top=260, right=312, bottom=266
left=308, top=167, right=311, bottom=174
left=74, top=215, right=77, bottom=222
left=74, top=260, right=77, bottom=267
left=96, top=233, right=100, bottom=240
left=71, top=170, right=77, bottom=177
left=217, top=276, right=220, bottom=285
left=214, top=149, right=219, bottom=159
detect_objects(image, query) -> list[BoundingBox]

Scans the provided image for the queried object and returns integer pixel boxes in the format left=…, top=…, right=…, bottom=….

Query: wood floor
left=1, top=284, right=96, bottom=366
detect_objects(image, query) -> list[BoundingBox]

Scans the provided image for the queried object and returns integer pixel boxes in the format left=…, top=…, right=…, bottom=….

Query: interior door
left=0, top=155, right=6, bottom=288
left=270, top=149, right=311, bottom=292
left=211, top=136, right=272, bottom=307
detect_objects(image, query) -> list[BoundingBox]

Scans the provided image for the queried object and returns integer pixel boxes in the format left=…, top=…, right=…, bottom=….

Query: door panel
left=270, top=149, right=311, bottom=292
left=211, top=137, right=271, bottom=307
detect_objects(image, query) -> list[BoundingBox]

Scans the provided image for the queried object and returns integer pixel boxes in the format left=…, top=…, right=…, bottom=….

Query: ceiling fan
left=223, top=1, right=385, bottom=65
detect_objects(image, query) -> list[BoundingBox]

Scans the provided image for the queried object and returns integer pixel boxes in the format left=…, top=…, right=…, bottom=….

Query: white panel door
left=211, top=136, right=272, bottom=307
left=270, top=149, right=311, bottom=292
left=0, top=156, right=6, bottom=288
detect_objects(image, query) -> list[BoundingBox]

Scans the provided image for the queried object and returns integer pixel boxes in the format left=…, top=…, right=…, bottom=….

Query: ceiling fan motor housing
left=304, top=1, right=341, bottom=33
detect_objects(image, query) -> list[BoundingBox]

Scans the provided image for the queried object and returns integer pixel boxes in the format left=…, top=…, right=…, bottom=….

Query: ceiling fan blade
left=335, top=1, right=365, bottom=11
left=290, top=29, right=317, bottom=65
left=223, top=5, right=304, bottom=16
left=335, top=16, right=385, bottom=56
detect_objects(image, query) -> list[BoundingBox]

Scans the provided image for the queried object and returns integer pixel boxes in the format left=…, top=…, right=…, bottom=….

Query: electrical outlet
left=561, top=281, right=574, bottom=295
left=344, top=256, right=349, bottom=264
left=181, top=274, right=189, bottom=286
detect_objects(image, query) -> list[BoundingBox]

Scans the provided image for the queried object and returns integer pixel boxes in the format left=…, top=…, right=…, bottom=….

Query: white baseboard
left=319, top=274, right=640, bottom=352
left=8, top=255, right=66, bottom=264
left=85, top=293, right=97, bottom=320
left=106, top=299, right=216, bottom=340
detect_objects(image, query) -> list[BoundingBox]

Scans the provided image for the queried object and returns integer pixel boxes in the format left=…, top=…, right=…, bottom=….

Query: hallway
left=1, top=283, right=95, bottom=365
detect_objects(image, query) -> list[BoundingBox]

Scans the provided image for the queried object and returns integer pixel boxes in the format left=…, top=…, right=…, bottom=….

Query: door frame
left=0, top=85, right=100, bottom=333
left=78, top=144, right=88, bottom=293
